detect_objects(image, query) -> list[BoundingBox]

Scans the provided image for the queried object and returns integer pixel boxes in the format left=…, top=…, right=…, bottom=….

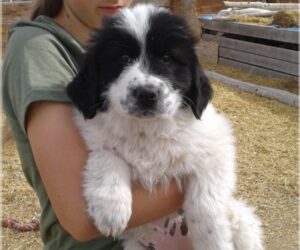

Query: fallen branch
left=223, top=1, right=300, bottom=10
left=205, top=70, right=298, bottom=107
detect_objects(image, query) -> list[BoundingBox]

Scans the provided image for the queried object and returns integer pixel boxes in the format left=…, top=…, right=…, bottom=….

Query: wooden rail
left=200, top=18, right=299, bottom=44
left=200, top=17, right=299, bottom=79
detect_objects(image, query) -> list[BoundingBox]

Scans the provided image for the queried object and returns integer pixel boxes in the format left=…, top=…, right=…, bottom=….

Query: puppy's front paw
left=88, top=194, right=132, bottom=237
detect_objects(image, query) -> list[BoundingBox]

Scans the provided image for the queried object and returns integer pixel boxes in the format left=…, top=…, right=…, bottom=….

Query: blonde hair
left=30, top=0, right=63, bottom=20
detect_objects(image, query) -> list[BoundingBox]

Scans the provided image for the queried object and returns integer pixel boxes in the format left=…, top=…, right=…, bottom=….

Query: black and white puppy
left=67, top=4, right=263, bottom=250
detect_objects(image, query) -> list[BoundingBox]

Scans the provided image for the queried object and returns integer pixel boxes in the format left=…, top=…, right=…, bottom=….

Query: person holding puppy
left=3, top=0, right=187, bottom=249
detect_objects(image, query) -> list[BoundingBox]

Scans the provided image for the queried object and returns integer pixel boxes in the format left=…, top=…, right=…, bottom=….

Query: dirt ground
left=2, top=2, right=32, bottom=52
left=2, top=70, right=298, bottom=249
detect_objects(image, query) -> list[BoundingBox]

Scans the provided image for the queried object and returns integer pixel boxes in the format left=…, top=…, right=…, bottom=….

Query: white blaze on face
left=116, top=4, right=168, bottom=45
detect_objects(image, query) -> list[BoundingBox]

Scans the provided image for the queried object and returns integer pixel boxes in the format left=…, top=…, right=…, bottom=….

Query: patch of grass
left=212, top=81, right=298, bottom=250
left=2, top=140, right=42, bottom=250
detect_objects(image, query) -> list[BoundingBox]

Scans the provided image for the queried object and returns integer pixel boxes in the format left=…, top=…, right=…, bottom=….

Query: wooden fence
left=201, top=17, right=299, bottom=79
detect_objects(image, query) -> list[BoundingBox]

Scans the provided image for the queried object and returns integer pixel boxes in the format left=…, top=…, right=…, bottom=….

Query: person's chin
left=97, top=6, right=123, bottom=15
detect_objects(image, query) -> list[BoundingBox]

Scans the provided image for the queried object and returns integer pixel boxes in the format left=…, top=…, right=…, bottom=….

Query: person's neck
left=54, top=7, right=91, bottom=45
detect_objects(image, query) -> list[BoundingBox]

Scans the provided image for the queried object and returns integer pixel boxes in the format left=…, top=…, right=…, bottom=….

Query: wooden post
left=170, top=0, right=202, bottom=39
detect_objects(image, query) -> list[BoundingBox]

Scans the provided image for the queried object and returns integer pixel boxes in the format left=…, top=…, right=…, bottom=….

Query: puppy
left=66, top=4, right=263, bottom=250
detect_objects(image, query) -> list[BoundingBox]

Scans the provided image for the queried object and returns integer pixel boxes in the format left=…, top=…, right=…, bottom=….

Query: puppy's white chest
left=114, top=132, right=190, bottom=182
left=74, top=104, right=234, bottom=188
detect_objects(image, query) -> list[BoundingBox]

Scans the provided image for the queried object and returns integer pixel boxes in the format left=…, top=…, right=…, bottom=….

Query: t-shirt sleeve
left=4, top=33, right=78, bottom=134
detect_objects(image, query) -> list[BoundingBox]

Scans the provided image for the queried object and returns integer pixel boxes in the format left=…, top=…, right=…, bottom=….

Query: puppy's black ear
left=185, top=60, right=213, bottom=119
left=66, top=53, right=102, bottom=119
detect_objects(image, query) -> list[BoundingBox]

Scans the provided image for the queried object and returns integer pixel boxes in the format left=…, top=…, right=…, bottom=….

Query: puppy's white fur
left=72, top=4, right=264, bottom=250
left=74, top=104, right=263, bottom=250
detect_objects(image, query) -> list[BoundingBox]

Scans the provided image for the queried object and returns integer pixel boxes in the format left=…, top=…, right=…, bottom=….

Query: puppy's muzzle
left=131, top=85, right=160, bottom=110
left=122, top=84, right=163, bottom=118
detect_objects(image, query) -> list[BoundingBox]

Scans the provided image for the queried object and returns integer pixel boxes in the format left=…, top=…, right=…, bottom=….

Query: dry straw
left=229, top=9, right=299, bottom=28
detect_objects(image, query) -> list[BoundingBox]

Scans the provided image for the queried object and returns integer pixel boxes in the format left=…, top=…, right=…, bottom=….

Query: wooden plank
left=198, top=6, right=223, bottom=13
left=196, top=0, right=223, bottom=13
left=202, top=33, right=221, bottom=42
left=219, top=36, right=299, bottom=64
left=218, top=58, right=298, bottom=79
left=200, top=18, right=299, bottom=44
left=205, top=70, right=299, bottom=107
left=219, top=47, right=298, bottom=76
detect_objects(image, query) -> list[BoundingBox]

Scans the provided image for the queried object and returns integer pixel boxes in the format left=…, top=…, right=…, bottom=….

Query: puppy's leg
left=83, top=150, right=132, bottom=237
left=230, top=199, right=264, bottom=250
left=184, top=175, right=234, bottom=250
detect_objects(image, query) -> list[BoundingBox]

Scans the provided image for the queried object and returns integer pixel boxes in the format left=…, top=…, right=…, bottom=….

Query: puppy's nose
left=132, top=86, right=159, bottom=107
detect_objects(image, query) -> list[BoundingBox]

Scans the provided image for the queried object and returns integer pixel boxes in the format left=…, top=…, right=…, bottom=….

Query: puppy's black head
left=66, top=17, right=141, bottom=119
left=66, top=4, right=212, bottom=120
left=145, top=10, right=212, bottom=119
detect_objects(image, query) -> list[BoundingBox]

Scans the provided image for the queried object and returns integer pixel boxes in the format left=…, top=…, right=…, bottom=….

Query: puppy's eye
left=161, top=55, right=171, bottom=64
left=120, top=54, right=132, bottom=64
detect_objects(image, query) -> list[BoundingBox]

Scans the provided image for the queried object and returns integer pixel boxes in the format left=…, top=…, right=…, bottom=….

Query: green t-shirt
left=2, top=16, right=123, bottom=250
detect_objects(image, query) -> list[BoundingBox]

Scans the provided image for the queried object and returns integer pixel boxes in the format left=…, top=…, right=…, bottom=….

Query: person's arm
left=26, top=101, right=184, bottom=242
